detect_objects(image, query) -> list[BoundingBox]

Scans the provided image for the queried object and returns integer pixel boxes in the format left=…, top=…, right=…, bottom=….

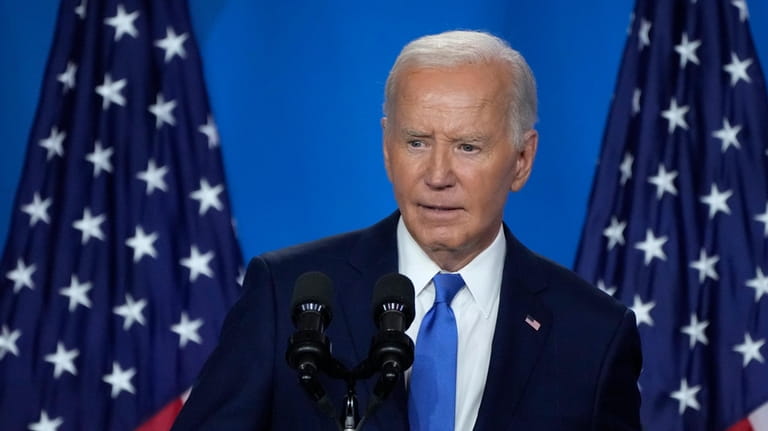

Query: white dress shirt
left=398, top=217, right=505, bottom=430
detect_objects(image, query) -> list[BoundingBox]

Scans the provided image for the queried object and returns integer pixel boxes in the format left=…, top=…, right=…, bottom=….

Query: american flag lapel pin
left=525, top=314, right=541, bottom=331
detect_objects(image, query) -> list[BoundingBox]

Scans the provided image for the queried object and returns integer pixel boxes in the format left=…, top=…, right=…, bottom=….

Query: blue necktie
left=408, top=272, right=465, bottom=431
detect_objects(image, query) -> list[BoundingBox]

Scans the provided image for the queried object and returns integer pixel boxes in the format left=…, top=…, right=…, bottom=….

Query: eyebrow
left=450, top=134, right=486, bottom=143
left=400, top=128, right=488, bottom=143
left=402, top=128, right=432, bottom=138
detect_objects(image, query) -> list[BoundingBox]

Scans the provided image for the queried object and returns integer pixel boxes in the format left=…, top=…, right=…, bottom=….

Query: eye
left=407, top=140, right=424, bottom=148
left=459, top=143, right=477, bottom=152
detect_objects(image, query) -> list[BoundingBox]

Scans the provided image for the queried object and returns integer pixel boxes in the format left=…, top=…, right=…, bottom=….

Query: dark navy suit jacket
left=172, top=212, right=642, bottom=430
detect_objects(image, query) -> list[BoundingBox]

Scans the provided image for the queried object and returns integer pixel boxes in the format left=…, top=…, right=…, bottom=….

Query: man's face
left=383, top=62, right=537, bottom=270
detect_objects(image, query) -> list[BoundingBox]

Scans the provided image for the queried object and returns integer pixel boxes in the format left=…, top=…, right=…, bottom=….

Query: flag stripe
left=749, top=401, right=768, bottom=431
left=135, top=396, right=185, bottom=431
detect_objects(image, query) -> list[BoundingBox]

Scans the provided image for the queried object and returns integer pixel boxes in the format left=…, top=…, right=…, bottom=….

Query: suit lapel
left=473, top=227, right=552, bottom=430
left=340, top=212, right=400, bottom=366
left=336, top=211, right=408, bottom=428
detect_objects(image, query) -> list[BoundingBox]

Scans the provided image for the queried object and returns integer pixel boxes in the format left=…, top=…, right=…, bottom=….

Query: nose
left=424, top=146, right=455, bottom=189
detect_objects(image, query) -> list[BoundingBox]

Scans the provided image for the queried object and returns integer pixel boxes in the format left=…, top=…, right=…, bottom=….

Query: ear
left=510, top=129, right=538, bottom=192
left=381, top=117, right=393, bottom=182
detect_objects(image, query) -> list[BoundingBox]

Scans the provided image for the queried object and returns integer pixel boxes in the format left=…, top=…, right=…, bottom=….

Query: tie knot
left=432, top=272, right=464, bottom=304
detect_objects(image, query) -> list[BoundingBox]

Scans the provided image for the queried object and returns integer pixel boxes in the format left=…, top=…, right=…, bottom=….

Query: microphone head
left=371, top=273, right=415, bottom=328
left=291, top=271, right=334, bottom=326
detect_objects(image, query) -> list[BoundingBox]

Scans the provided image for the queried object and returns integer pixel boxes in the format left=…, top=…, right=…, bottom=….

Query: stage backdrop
left=2, top=0, right=767, bottom=267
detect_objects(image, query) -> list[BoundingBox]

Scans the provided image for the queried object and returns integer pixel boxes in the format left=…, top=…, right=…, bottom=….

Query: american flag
left=575, top=0, right=768, bottom=429
left=0, top=0, right=242, bottom=430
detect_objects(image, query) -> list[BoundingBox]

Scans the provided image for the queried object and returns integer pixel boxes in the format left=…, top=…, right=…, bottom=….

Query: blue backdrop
left=2, top=1, right=767, bottom=267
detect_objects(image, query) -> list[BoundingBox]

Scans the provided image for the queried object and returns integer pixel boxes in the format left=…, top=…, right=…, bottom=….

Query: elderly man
left=172, top=30, right=642, bottom=430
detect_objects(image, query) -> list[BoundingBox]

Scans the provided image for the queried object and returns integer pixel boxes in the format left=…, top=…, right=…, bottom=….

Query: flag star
left=660, top=98, right=690, bottom=133
left=674, top=33, right=701, bottom=68
left=190, top=179, right=224, bottom=215
left=670, top=379, right=701, bottom=414
left=198, top=115, right=220, bottom=148
left=39, top=126, right=66, bottom=160
left=596, top=280, right=617, bottom=296
left=755, top=202, right=768, bottom=236
left=180, top=245, right=215, bottom=282
left=75, top=0, right=87, bottom=19
left=733, top=333, right=765, bottom=367
left=631, top=294, right=656, bottom=326
left=102, top=361, right=136, bottom=398
left=6, top=258, right=36, bottom=293
left=104, top=4, right=139, bottom=41
left=731, top=0, right=749, bottom=22
left=21, top=192, right=52, bottom=226
left=95, top=73, right=127, bottom=110
left=746, top=267, right=768, bottom=302
left=699, top=184, right=732, bottom=219
left=85, top=141, right=114, bottom=177
left=634, top=229, right=668, bottom=265
left=113, top=293, right=147, bottom=330
left=126, top=226, right=158, bottom=262
left=619, top=153, right=634, bottom=185
left=136, top=159, right=169, bottom=195
left=723, top=52, right=752, bottom=86
left=689, top=249, right=719, bottom=283
left=44, top=342, right=79, bottom=378
left=602, top=216, right=626, bottom=251
left=237, top=266, right=245, bottom=286
left=631, top=88, right=641, bottom=115
left=638, top=19, right=651, bottom=50
left=154, top=27, right=188, bottom=63
left=72, top=208, right=106, bottom=244
left=56, top=61, right=77, bottom=93
left=680, top=314, right=709, bottom=349
left=59, top=275, right=93, bottom=312
left=27, top=410, right=64, bottom=431
left=0, top=325, right=22, bottom=360
left=171, top=312, right=204, bottom=348
left=148, top=93, right=177, bottom=128
left=647, top=164, right=678, bottom=199
left=712, top=118, right=742, bottom=152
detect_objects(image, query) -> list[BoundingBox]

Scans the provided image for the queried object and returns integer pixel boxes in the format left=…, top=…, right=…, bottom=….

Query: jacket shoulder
left=523, top=245, right=629, bottom=321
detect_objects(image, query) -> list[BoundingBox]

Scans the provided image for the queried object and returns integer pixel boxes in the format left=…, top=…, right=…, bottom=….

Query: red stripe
left=135, top=397, right=184, bottom=431
left=726, top=418, right=753, bottom=431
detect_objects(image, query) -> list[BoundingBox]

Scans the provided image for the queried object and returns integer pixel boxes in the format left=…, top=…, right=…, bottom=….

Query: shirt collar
left=396, top=217, right=506, bottom=318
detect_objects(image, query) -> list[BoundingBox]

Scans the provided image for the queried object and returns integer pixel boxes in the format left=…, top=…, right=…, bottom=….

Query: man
left=172, top=30, right=642, bottom=430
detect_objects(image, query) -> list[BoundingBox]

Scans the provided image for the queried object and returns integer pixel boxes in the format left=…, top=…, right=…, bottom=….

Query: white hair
left=383, top=30, right=538, bottom=148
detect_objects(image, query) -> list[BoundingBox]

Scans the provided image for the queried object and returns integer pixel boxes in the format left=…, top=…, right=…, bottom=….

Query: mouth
left=418, top=204, right=463, bottom=213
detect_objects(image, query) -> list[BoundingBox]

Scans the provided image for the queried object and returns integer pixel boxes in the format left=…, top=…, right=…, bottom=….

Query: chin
left=415, top=231, right=465, bottom=254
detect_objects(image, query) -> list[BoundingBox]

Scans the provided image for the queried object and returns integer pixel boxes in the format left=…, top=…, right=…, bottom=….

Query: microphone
left=290, top=271, right=333, bottom=335
left=369, top=273, right=415, bottom=382
left=286, top=272, right=334, bottom=395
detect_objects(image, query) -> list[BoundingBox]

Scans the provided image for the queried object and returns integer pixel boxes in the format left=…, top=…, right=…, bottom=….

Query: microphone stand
left=289, top=351, right=405, bottom=431
left=287, top=272, right=415, bottom=430
left=341, top=383, right=360, bottom=431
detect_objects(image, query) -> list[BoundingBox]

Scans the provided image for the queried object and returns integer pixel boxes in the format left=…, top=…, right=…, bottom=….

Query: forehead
left=392, top=62, right=511, bottom=116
